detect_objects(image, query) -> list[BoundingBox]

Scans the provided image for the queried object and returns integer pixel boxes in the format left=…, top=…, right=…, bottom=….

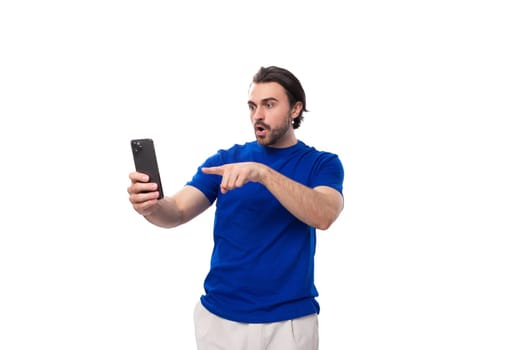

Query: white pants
left=194, top=301, right=319, bottom=350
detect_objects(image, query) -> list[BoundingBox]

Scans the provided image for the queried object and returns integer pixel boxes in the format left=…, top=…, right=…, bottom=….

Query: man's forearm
left=143, top=197, right=184, bottom=229
left=259, top=165, right=343, bottom=230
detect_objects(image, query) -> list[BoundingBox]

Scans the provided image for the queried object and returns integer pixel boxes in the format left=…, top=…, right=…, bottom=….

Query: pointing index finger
left=202, top=166, right=224, bottom=175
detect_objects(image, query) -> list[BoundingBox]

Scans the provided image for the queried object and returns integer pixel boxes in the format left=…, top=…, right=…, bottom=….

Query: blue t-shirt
left=186, top=140, right=344, bottom=323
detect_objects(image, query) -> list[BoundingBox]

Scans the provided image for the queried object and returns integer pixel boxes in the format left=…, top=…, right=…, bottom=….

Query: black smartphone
left=130, top=138, right=164, bottom=199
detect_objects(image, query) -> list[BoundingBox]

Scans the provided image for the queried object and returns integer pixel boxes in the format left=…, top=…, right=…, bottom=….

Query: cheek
left=275, top=108, right=292, bottom=122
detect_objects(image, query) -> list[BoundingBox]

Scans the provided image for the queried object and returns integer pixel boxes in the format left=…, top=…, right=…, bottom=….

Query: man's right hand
left=127, top=171, right=162, bottom=216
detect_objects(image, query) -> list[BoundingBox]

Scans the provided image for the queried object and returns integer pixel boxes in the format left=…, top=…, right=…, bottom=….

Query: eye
left=248, top=104, right=255, bottom=111
left=265, top=102, right=273, bottom=108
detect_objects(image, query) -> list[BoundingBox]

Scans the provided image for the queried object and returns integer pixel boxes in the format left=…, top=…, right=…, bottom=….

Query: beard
left=254, top=117, right=292, bottom=147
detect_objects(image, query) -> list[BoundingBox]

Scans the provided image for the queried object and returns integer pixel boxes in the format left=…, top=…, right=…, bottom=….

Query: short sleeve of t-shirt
left=186, top=152, right=224, bottom=204
left=309, top=152, right=344, bottom=194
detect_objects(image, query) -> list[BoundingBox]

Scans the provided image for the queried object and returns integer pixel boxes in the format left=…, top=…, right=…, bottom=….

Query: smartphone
left=130, top=138, right=164, bottom=199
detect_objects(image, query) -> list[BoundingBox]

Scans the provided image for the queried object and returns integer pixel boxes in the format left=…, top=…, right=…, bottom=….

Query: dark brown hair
left=252, top=66, right=308, bottom=129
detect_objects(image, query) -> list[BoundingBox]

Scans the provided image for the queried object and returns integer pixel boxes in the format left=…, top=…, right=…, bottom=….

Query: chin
left=255, top=136, right=272, bottom=146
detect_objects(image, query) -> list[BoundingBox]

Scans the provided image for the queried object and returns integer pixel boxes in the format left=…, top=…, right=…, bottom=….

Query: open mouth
left=255, top=123, right=268, bottom=137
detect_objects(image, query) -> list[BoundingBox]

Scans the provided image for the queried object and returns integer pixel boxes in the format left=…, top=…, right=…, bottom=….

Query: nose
left=252, top=105, right=264, bottom=121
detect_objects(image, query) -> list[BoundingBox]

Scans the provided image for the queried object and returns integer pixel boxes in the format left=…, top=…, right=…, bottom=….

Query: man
left=128, top=66, right=344, bottom=349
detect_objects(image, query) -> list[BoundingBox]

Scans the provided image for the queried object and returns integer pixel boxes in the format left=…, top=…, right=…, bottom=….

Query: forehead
left=248, top=82, right=288, bottom=102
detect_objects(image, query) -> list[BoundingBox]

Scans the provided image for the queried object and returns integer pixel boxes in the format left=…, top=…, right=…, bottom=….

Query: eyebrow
left=247, top=97, right=279, bottom=106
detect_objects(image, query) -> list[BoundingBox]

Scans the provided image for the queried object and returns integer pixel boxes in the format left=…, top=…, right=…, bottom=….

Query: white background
left=1, top=1, right=524, bottom=349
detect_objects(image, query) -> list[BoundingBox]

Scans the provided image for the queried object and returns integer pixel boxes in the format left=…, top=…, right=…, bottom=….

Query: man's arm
left=128, top=172, right=211, bottom=228
left=202, top=162, right=344, bottom=230
left=259, top=166, right=343, bottom=230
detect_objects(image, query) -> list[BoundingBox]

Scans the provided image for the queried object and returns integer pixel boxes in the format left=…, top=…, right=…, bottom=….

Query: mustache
left=254, top=122, right=269, bottom=129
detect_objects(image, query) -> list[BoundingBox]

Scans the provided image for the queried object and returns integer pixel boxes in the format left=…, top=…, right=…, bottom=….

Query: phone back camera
left=132, top=141, right=143, bottom=154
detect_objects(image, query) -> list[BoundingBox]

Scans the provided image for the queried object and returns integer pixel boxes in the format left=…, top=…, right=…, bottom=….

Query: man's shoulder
left=218, top=141, right=258, bottom=154
left=297, top=140, right=340, bottom=159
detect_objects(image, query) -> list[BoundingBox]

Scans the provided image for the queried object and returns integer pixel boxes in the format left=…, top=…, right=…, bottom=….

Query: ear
left=291, top=101, right=303, bottom=118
